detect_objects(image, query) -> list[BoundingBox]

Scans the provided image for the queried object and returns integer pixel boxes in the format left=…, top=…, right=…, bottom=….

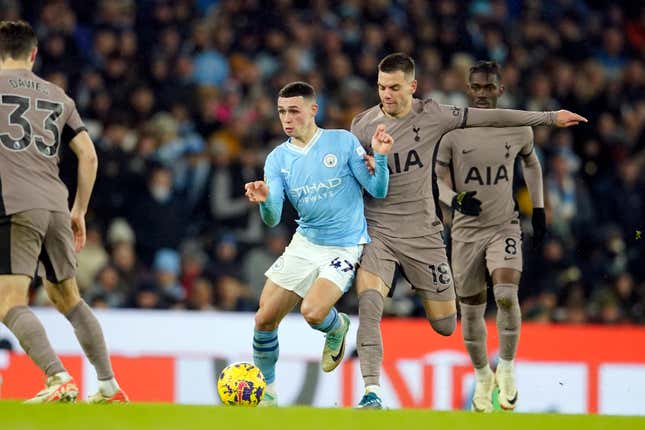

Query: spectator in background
left=187, top=277, right=215, bottom=311
left=86, top=265, right=127, bottom=309
left=545, top=154, right=594, bottom=242
left=151, top=249, right=185, bottom=307
left=210, top=146, right=264, bottom=246
left=75, top=223, right=109, bottom=293
left=242, top=226, right=288, bottom=302
left=129, top=165, right=187, bottom=265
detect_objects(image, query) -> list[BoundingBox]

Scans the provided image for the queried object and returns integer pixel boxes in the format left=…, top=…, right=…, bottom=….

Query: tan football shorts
left=0, top=209, right=77, bottom=283
left=359, top=229, right=455, bottom=301
left=451, top=222, right=522, bottom=297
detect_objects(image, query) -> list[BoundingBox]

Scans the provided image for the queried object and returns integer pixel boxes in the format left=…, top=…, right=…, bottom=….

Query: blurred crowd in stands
left=2, top=0, right=643, bottom=323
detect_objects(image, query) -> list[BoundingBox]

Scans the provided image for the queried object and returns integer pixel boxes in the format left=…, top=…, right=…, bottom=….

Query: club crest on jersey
left=323, top=153, right=337, bottom=168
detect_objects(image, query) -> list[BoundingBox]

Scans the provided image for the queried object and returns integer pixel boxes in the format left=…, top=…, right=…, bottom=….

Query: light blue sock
left=310, top=307, right=343, bottom=334
left=253, top=329, right=279, bottom=384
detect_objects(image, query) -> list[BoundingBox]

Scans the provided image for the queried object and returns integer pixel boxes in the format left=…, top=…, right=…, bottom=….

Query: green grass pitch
left=1, top=402, right=643, bottom=430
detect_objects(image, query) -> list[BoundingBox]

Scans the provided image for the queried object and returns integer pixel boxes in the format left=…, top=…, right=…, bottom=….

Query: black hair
left=378, top=52, right=415, bottom=78
left=469, top=60, right=502, bottom=82
left=0, top=20, right=37, bottom=61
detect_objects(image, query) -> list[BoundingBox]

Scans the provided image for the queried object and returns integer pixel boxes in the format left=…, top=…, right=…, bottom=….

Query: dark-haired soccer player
left=244, top=81, right=393, bottom=406
left=436, top=61, right=545, bottom=412
left=351, top=53, right=584, bottom=408
left=0, top=20, right=127, bottom=403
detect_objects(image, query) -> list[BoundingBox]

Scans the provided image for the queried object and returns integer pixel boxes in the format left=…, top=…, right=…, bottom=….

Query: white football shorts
left=265, top=232, right=363, bottom=298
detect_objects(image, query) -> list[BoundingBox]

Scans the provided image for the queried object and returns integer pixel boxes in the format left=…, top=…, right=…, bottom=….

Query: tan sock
left=493, top=284, right=521, bottom=360
left=3, top=306, right=65, bottom=377
left=66, top=300, right=114, bottom=380
left=357, top=289, right=384, bottom=387
left=460, top=302, right=489, bottom=369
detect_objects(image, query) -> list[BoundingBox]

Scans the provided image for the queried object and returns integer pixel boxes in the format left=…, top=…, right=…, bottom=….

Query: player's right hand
left=244, top=181, right=269, bottom=203
left=371, top=124, right=394, bottom=155
left=452, top=191, right=482, bottom=216
left=70, top=209, right=87, bottom=252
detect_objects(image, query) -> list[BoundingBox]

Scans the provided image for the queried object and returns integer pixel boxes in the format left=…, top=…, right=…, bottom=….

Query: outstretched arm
left=465, top=108, right=587, bottom=129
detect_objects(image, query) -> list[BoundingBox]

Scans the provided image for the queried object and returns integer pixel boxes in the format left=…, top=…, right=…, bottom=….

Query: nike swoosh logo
left=462, top=149, right=475, bottom=154
left=436, top=286, right=451, bottom=293
left=331, top=340, right=346, bottom=362
left=506, top=391, right=518, bottom=405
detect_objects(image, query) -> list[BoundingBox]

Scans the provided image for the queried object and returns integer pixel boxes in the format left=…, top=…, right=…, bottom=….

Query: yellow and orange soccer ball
left=217, top=362, right=266, bottom=406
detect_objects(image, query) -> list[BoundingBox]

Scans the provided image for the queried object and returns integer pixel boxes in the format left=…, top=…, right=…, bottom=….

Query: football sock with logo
left=3, top=306, right=66, bottom=377
left=460, top=302, right=489, bottom=369
left=493, top=284, right=521, bottom=360
left=309, top=307, right=342, bottom=334
left=357, top=289, right=384, bottom=387
left=65, top=300, right=114, bottom=381
left=253, top=329, right=279, bottom=384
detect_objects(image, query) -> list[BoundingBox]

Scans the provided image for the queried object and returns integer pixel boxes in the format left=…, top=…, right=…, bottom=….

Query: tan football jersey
left=351, top=99, right=467, bottom=238
left=351, top=99, right=552, bottom=239
left=0, top=69, right=86, bottom=216
left=437, top=126, right=534, bottom=242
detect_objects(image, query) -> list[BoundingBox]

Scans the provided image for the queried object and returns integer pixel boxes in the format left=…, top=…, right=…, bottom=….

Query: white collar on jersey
left=285, top=128, right=323, bottom=155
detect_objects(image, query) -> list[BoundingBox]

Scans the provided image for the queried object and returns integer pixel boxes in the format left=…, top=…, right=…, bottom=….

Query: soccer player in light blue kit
left=244, top=82, right=393, bottom=406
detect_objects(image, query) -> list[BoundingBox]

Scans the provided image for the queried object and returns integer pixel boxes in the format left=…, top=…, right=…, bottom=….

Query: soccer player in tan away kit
left=436, top=61, right=546, bottom=412
left=351, top=53, right=585, bottom=408
left=0, top=20, right=127, bottom=403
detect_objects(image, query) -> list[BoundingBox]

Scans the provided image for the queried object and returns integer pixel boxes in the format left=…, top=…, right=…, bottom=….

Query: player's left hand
left=555, top=110, right=588, bottom=127
left=371, top=124, right=394, bottom=155
left=531, top=207, right=546, bottom=251
left=70, top=209, right=86, bottom=252
left=363, top=154, right=376, bottom=175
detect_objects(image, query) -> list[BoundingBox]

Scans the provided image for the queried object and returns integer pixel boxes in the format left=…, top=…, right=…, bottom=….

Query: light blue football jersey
left=259, top=128, right=389, bottom=247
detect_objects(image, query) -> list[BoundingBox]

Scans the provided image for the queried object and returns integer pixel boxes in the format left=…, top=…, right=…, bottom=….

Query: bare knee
left=45, top=278, right=81, bottom=315
left=459, top=290, right=487, bottom=306
left=254, top=307, right=280, bottom=331
left=0, top=276, right=30, bottom=321
left=300, top=301, right=328, bottom=326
